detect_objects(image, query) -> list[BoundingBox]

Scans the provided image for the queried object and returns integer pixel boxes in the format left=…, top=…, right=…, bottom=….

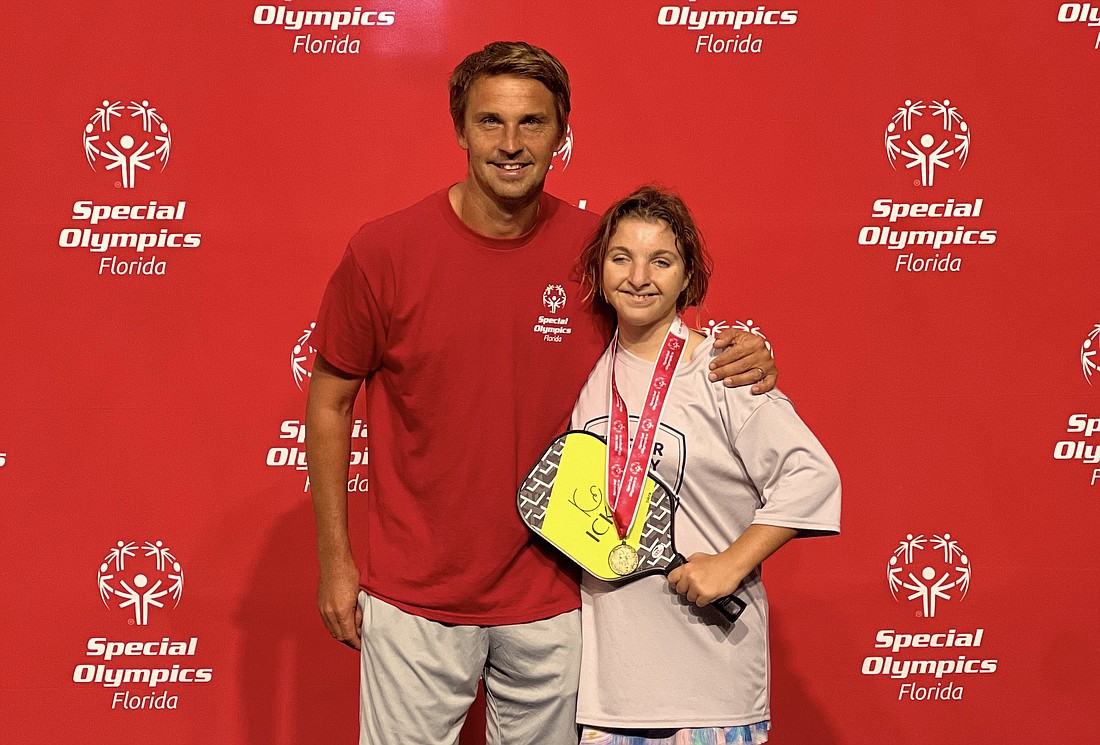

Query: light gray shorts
left=358, top=592, right=581, bottom=745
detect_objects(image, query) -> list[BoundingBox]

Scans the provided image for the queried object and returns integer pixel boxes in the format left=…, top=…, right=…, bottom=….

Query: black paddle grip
left=713, top=593, right=748, bottom=625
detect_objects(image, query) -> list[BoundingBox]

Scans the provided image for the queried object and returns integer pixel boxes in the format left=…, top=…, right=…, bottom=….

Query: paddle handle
left=665, top=553, right=747, bottom=626
left=713, top=593, right=748, bottom=624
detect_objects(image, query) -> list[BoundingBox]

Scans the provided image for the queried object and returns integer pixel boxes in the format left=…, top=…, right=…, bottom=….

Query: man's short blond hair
left=449, top=41, right=571, bottom=135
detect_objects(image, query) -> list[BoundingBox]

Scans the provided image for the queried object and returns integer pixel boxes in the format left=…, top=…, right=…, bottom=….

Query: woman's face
left=601, top=217, right=689, bottom=335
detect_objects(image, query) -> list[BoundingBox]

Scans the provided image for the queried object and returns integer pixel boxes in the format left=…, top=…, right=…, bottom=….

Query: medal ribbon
left=606, top=317, right=688, bottom=539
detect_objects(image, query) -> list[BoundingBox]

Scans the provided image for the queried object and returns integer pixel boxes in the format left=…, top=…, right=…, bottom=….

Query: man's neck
left=448, top=181, right=541, bottom=239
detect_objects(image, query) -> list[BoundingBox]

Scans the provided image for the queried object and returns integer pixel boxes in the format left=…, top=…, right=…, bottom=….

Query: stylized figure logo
left=887, top=532, right=971, bottom=618
left=98, top=539, right=184, bottom=626
left=704, top=319, right=730, bottom=336
left=292, top=322, right=317, bottom=391
left=884, top=99, right=970, bottom=187
left=543, top=285, right=567, bottom=313
left=551, top=125, right=574, bottom=171
left=1082, top=325, right=1100, bottom=386
left=83, top=99, right=171, bottom=188
left=703, top=319, right=773, bottom=354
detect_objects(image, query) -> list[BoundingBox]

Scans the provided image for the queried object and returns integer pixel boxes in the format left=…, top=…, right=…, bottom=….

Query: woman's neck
left=616, top=320, right=673, bottom=361
left=617, top=319, right=705, bottom=361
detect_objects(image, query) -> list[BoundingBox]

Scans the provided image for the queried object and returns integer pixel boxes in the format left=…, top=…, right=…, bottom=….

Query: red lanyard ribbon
left=606, top=318, right=687, bottom=539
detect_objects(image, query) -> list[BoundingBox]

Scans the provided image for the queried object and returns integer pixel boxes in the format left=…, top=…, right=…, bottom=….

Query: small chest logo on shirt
left=581, top=416, right=687, bottom=492
left=534, top=284, right=573, bottom=343
left=542, top=285, right=567, bottom=313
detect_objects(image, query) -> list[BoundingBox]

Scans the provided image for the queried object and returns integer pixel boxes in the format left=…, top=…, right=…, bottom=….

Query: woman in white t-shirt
left=569, top=186, right=841, bottom=745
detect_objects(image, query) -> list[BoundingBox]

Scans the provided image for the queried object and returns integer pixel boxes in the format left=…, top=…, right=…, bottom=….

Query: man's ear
left=554, top=121, right=568, bottom=152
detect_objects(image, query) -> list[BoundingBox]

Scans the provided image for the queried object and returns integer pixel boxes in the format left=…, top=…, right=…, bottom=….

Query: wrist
left=716, top=547, right=753, bottom=588
left=318, top=547, right=357, bottom=571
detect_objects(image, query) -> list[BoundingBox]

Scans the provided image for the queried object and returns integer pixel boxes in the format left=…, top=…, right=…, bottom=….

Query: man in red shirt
left=306, top=42, right=777, bottom=745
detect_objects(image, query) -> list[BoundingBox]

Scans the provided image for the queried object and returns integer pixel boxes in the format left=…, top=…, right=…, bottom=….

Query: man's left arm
left=709, top=328, right=777, bottom=394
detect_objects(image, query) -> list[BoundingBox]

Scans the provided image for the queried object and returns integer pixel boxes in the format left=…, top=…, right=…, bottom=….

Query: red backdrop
left=2, top=2, right=1099, bottom=743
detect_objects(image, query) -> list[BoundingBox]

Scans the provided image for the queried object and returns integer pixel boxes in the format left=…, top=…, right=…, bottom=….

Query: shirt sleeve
left=310, top=243, right=389, bottom=378
left=569, top=404, right=583, bottom=431
left=727, top=395, right=842, bottom=536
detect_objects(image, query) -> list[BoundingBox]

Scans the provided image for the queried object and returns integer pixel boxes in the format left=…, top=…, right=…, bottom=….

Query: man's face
left=457, top=74, right=566, bottom=208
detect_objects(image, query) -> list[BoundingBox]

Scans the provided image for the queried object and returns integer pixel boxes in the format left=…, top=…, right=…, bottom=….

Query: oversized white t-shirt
left=570, top=335, right=841, bottom=728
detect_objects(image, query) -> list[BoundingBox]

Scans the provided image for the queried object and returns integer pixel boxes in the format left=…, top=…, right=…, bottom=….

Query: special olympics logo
left=292, top=322, right=317, bottom=391
left=1082, top=325, right=1100, bottom=385
left=884, top=99, right=971, bottom=187
left=83, top=99, right=171, bottom=189
left=551, top=124, right=574, bottom=171
left=97, top=540, right=184, bottom=626
left=543, top=284, right=567, bottom=313
left=704, top=318, right=773, bottom=353
left=887, top=533, right=972, bottom=619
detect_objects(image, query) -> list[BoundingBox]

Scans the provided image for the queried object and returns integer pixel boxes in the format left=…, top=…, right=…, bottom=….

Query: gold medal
left=607, top=543, right=639, bottom=576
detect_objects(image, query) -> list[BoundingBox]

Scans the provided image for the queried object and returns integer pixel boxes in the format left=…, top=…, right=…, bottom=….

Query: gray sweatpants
left=358, top=592, right=581, bottom=745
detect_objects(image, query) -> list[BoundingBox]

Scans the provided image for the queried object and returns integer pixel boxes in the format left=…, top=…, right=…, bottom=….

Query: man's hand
left=708, top=328, right=777, bottom=394
left=318, top=556, right=363, bottom=650
left=667, top=552, right=744, bottom=607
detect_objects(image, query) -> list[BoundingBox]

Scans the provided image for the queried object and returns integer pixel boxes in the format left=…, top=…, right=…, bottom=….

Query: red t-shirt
left=313, top=188, right=611, bottom=624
